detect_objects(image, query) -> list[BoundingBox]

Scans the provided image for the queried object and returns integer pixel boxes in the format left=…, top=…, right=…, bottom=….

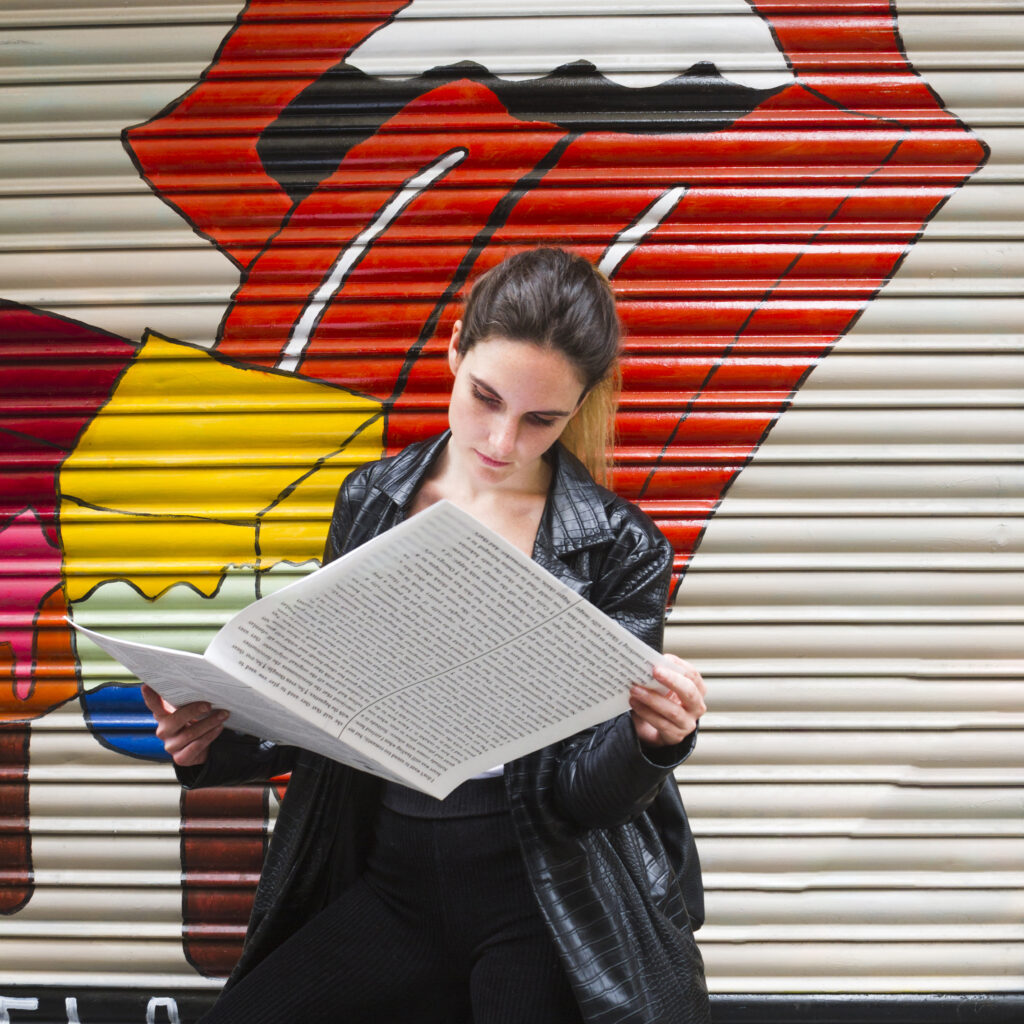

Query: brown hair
left=457, top=248, right=621, bottom=484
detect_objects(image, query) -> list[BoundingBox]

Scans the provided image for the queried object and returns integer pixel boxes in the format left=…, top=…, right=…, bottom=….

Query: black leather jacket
left=178, top=433, right=709, bottom=1024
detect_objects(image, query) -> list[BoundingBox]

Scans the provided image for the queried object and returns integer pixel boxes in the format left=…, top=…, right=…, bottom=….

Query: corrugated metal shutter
left=671, top=11, right=1024, bottom=992
left=0, top=0, right=1020, bottom=1011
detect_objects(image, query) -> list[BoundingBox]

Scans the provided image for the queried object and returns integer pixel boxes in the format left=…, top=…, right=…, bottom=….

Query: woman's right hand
left=141, top=684, right=229, bottom=766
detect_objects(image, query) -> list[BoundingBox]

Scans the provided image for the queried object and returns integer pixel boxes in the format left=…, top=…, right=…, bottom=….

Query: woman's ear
left=448, top=320, right=463, bottom=375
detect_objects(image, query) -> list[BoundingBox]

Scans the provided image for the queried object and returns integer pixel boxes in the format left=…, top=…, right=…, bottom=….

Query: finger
left=632, top=684, right=704, bottom=730
left=630, top=701, right=696, bottom=746
left=651, top=672, right=705, bottom=711
left=630, top=712, right=662, bottom=748
left=654, top=660, right=706, bottom=698
left=154, top=702, right=222, bottom=744
left=172, top=723, right=227, bottom=766
left=642, top=674, right=707, bottom=718
left=140, top=684, right=174, bottom=718
left=626, top=688, right=700, bottom=737
left=657, top=655, right=704, bottom=681
left=163, top=709, right=229, bottom=756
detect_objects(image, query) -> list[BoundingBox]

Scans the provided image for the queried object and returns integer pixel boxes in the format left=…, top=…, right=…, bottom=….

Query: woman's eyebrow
left=469, top=374, right=574, bottom=417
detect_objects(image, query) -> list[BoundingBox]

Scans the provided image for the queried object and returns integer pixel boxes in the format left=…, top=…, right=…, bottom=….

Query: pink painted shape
left=0, top=508, right=62, bottom=701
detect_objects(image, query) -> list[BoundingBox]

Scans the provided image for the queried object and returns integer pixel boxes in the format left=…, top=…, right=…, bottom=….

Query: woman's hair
left=457, top=247, right=621, bottom=484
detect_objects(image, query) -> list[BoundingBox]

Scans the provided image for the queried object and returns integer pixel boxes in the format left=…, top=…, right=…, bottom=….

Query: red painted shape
left=0, top=303, right=135, bottom=541
left=124, top=0, right=410, bottom=270
left=210, top=82, right=562, bottom=382
left=0, top=723, right=32, bottom=913
left=180, top=786, right=269, bottom=977
left=123, top=6, right=988, bottom=522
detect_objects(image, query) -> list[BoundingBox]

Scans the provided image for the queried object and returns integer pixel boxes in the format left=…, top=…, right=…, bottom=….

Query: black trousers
left=199, top=786, right=584, bottom=1023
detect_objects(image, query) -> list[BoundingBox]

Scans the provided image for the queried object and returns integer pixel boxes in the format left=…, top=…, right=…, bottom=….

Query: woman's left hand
left=629, top=655, right=707, bottom=748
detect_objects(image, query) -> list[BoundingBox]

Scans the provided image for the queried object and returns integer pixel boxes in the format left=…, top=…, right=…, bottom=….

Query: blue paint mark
left=81, top=684, right=170, bottom=762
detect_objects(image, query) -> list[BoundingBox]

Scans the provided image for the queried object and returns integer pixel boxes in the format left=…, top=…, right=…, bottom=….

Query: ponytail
left=558, top=362, right=620, bottom=487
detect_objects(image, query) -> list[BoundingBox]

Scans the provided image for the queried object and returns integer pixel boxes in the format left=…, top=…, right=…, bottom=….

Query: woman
left=143, top=247, right=710, bottom=1024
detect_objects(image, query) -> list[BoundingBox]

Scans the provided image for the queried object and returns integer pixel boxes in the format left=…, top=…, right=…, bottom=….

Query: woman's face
left=446, top=325, right=587, bottom=490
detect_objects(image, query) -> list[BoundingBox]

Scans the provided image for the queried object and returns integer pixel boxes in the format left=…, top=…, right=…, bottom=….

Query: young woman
left=143, top=247, right=710, bottom=1024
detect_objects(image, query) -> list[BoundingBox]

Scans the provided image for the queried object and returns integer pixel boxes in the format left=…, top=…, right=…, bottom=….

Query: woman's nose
left=491, top=417, right=518, bottom=455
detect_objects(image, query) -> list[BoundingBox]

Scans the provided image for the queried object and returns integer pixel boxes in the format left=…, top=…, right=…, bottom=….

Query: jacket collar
left=372, top=431, right=450, bottom=512
left=371, top=430, right=615, bottom=559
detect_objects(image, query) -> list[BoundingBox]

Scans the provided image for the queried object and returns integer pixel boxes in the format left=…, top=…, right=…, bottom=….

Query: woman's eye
left=529, top=416, right=557, bottom=428
left=472, top=388, right=500, bottom=407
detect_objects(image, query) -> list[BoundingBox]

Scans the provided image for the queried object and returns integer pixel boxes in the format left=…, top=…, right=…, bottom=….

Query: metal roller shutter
left=0, top=1, right=1019, bottom=1018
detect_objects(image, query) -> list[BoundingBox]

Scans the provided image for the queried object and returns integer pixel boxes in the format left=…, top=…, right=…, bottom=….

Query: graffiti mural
left=0, top=0, right=987, bottom=999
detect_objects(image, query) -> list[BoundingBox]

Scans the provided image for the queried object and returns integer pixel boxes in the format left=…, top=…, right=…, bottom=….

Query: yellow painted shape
left=60, top=332, right=383, bottom=600
left=259, top=452, right=359, bottom=564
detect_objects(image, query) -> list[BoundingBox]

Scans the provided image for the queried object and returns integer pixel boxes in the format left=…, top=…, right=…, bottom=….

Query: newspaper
left=72, top=500, right=663, bottom=799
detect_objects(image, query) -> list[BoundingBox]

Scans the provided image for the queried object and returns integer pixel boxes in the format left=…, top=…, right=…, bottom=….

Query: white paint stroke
left=147, top=998, right=182, bottom=1024
left=348, top=5, right=795, bottom=90
left=599, top=185, right=688, bottom=277
left=279, top=148, right=468, bottom=373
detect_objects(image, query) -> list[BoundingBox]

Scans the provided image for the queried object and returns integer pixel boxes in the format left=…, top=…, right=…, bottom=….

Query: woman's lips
left=475, top=450, right=511, bottom=468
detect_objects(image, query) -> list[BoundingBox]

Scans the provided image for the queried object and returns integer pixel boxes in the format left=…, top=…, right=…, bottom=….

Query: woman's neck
left=411, top=442, right=552, bottom=556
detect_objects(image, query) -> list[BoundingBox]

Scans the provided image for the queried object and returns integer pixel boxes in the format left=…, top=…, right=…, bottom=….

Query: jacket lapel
left=371, top=431, right=451, bottom=515
left=533, top=443, right=615, bottom=597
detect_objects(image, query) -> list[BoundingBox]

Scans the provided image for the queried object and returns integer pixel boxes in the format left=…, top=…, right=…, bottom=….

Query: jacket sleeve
left=175, top=732, right=297, bottom=790
left=176, top=470, right=367, bottom=791
left=553, top=510, right=697, bottom=829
